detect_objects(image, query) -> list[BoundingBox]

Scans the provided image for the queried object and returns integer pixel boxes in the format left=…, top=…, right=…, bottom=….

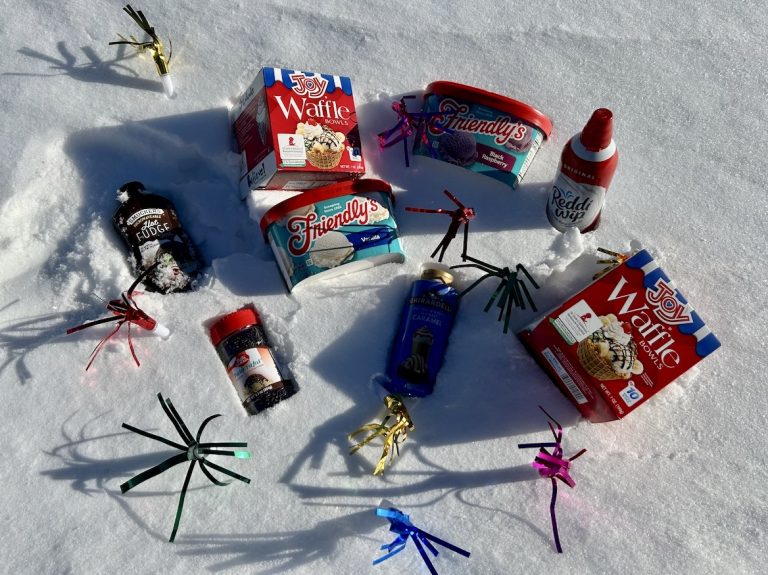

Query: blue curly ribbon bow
left=373, top=507, right=470, bottom=574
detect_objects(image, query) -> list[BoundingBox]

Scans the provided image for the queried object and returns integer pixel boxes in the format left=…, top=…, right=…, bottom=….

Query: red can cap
left=580, top=108, right=614, bottom=151
left=209, top=307, right=261, bottom=347
left=427, top=81, right=553, bottom=138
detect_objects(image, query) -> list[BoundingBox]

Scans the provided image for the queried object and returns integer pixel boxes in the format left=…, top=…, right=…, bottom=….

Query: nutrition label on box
left=277, top=133, right=306, bottom=166
left=550, top=299, right=602, bottom=344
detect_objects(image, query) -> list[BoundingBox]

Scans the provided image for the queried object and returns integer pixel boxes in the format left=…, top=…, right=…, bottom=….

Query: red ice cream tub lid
left=259, top=178, right=394, bottom=240
left=427, top=81, right=553, bottom=138
left=209, top=307, right=262, bottom=347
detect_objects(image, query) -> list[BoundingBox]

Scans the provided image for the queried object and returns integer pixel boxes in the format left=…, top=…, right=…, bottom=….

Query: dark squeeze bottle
left=383, top=263, right=460, bottom=398
left=112, top=181, right=201, bottom=293
left=209, top=306, right=297, bottom=415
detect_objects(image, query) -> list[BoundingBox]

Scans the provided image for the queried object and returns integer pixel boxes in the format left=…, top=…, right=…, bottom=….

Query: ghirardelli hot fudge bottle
left=112, top=181, right=201, bottom=293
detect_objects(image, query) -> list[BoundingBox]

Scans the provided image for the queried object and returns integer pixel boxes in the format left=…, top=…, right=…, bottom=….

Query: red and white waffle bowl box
left=518, top=249, right=721, bottom=422
left=231, top=67, right=365, bottom=195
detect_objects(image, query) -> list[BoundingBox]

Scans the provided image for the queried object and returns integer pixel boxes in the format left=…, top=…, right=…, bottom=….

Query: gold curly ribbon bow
left=593, top=247, right=630, bottom=280
left=349, top=395, right=414, bottom=476
left=110, top=5, right=172, bottom=78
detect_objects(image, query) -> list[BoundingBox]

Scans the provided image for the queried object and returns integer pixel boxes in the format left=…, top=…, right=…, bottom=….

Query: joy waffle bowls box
left=231, top=67, right=365, bottom=195
left=518, top=249, right=720, bottom=422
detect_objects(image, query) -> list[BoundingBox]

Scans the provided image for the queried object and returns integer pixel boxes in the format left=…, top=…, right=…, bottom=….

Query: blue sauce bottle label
left=384, top=266, right=459, bottom=397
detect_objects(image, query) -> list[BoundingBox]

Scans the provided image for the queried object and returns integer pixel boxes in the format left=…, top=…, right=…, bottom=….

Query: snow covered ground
left=1, top=1, right=765, bottom=573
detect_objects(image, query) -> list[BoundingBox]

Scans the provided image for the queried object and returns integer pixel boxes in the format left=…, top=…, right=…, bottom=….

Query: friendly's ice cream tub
left=260, top=179, right=404, bottom=290
left=414, top=81, right=552, bottom=189
left=231, top=67, right=365, bottom=195
left=518, top=249, right=721, bottom=422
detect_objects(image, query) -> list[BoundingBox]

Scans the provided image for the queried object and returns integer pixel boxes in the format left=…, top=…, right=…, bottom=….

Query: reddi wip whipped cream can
left=546, top=108, right=618, bottom=232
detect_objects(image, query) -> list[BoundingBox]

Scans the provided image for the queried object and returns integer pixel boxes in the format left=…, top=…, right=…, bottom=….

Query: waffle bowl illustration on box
left=297, top=119, right=346, bottom=169
left=576, top=314, right=643, bottom=381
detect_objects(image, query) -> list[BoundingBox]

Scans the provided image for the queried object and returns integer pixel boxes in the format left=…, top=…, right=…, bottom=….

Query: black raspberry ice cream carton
left=415, top=81, right=552, bottom=189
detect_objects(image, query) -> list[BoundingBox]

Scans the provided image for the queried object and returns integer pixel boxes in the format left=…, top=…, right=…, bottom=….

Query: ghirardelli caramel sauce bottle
left=112, top=181, right=201, bottom=293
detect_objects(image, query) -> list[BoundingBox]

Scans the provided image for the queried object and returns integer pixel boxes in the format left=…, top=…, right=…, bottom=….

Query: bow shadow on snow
left=176, top=506, right=381, bottom=574
left=40, top=410, right=218, bottom=542
left=8, top=41, right=164, bottom=93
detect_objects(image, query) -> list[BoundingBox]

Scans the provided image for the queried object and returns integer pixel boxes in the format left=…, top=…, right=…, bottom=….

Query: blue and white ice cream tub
left=260, top=179, right=405, bottom=290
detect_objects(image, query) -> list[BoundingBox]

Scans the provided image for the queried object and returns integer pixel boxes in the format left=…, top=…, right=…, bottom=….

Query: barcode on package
left=542, top=347, right=587, bottom=404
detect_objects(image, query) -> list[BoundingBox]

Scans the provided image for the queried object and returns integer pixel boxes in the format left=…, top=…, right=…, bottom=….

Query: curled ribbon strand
left=451, top=253, right=539, bottom=334
left=518, top=406, right=587, bottom=553
left=120, top=393, right=251, bottom=542
left=377, top=96, right=454, bottom=167
left=405, top=189, right=476, bottom=262
left=349, top=395, right=414, bottom=476
left=373, top=506, right=470, bottom=575
left=66, top=264, right=163, bottom=370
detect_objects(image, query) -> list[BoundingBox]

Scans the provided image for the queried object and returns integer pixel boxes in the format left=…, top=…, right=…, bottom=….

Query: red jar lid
left=259, top=178, right=394, bottom=240
left=426, top=81, right=553, bottom=138
left=209, top=307, right=261, bottom=347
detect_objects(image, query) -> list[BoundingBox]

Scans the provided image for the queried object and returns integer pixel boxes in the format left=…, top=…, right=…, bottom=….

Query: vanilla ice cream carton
left=231, top=67, right=365, bottom=195
left=518, top=250, right=720, bottom=422
left=259, top=179, right=404, bottom=290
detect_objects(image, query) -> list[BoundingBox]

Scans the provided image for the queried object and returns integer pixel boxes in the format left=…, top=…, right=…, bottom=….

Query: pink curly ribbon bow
left=377, top=96, right=453, bottom=167
left=518, top=406, right=587, bottom=553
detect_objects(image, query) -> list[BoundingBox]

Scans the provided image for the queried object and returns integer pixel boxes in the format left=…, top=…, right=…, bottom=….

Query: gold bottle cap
left=420, top=262, right=454, bottom=284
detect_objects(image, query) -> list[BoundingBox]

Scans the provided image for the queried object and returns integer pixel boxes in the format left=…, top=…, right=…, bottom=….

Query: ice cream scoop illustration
left=308, top=230, right=354, bottom=268
left=439, top=131, right=477, bottom=166
left=296, top=119, right=346, bottom=169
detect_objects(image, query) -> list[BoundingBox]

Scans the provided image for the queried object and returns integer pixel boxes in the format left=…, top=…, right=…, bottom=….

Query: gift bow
left=349, top=394, right=414, bottom=476
left=377, top=96, right=454, bottom=167
left=373, top=506, right=470, bottom=574
left=120, top=393, right=251, bottom=542
left=518, top=406, right=586, bottom=553
left=405, top=189, right=476, bottom=262
left=109, top=4, right=171, bottom=77
left=66, top=264, right=161, bottom=370
left=451, top=255, right=539, bottom=334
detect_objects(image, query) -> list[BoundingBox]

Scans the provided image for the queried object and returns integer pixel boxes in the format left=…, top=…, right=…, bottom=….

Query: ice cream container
left=260, top=179, right=404, bottom=291
left=518, top=249, right=720, bottom=422
left=231, top=67, right=365, bottom=196
left=414, top=81, right=552, bottom=189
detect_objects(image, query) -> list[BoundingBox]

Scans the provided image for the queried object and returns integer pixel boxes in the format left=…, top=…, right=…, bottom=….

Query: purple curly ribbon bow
left=518, top=406, right=587, bottom=553
left=377, top=96, right=454, bottom=167
left=373, top=507, right=470, bottom=574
